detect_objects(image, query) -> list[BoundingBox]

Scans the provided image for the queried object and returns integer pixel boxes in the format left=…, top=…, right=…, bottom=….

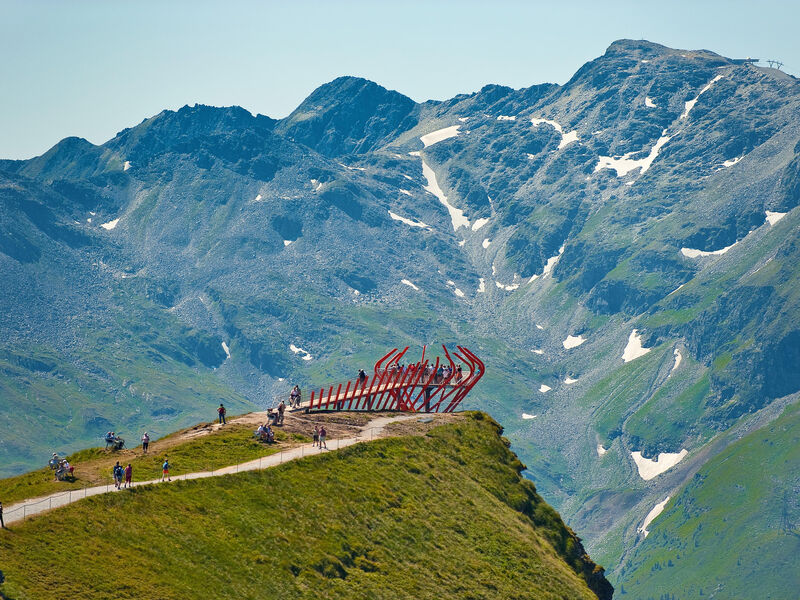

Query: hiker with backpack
left=161, top=458, right=171, bottom=482
left=112, top=462, right=123, bottom=489
left=218, top=403, right=226, bottom=425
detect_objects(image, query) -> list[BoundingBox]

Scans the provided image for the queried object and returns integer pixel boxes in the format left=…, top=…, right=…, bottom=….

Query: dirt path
left=2, top=413, right=419, bottom=527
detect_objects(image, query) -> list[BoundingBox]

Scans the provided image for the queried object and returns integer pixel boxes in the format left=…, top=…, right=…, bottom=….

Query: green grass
left=0, top=423, right=306, bottom=505
left=583, top=344, right=671, bottom=443
left=0, top=414, right=609, bottom=600
left=616, top=399, right=800, bottom=599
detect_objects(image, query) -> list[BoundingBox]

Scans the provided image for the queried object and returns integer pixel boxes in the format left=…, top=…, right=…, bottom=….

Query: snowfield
left=680, top=75, right=724, bottom=120
left=420, top=125, right=460, bottom=147
left=421, top=161, right=470, bottom=231
left=471, top=218, right=489, bottom=231
left=482, top=238, right=491, bottom=249
left=123, top=161, right=132, bottom=171
left=100, top=218, right=120, bottom=231
left=631, top=449, right=688, bottom=480
left=638, top=496, right=671, bottom=537
left=562, top=335, right=586, bottom=349
left=594, top=129, right=672, bottom=177
left=645, top=97, right=657, bottom=108
left=671, top=348, right=683, bottom=372
left=765, top=210, right=787, bottom=226
left=622, top=329, right=651, bottom=363
left=388, top=210, right=429, bottom=229
left=681, top=242, right=737, bottom=258
left=289, top=344, right=313, bottom=361
left=530, top=117, right=579, bottom=150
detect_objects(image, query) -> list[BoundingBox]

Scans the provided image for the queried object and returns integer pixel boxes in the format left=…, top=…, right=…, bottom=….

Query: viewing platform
left=293, top=345, right=484, bottom=413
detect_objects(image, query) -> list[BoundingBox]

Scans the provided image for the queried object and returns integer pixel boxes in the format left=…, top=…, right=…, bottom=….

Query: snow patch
left=526, top=153, right=536, bottom=160
left=482, top=238, right=491, bottom=249
left=622, top=329, right=651, bottom=363
left=458, top=117, right=470, bottom=122
left=221, top=341, right=231, bottom=359
left=594, top=130, right=672, bottom=177
left=420, top=125, right=460, bottom=148
left=497, top=115, right=516, bottom=121
left=254, top=194, right=263, bottom=202
left=765, top=210, right=787, bottom=226
left=631, top=449, right=688, bottom=480
left=399, top=189, right=412, bottom=196
left=100, top=218, right=119, bottom=231
left=645, top=97, right=657, bottom=108
left=388, top=210, right=429, bottom=229
left=421, top=160, right=470, bottom=231
left=672, top=349, right=683, bottom=372
left=339, top=163, right=366, bottom=171
left=531, top=117, right=579, bottom=150
left=681, top=242, right=737, bottom=258
left=564, top=376, right=578, bottom=385
left=542, top=245, right=565, bottom=277
left=123, top=161, right=131, bottom=171
left=562, top=335, right=586, bottom=349
left=472, top=218, right=489, bottom=231
left=283, top=240, right=293, bottom=246
left=536, top=324, right=544, bottom=330
left=458, top=240, right=466, bottom=247
left=522, top=413, right=537, bottom=420
left=401, top=279, right=420, bottom=291
left=639, top=496, right=671, bottom=538
left=310, top=178, right=324, bottom=192
left=680, top=75, right=724, bottom=120
left=722, top=156, right=742, bottom=168
left=495, top=281, right=520, bottom=291
left=597, top=444, right=607, bottom=457
left=539, top=384, right=552, bottom=393
left=446, top=280, right=465, bottom=297
left=532, top=349, right=545, bottom=355
left=408, top=151, right=421, bottom=157
left=289, top=344, right=313, bottom=361
left=403, top=174, right=414, bottom=181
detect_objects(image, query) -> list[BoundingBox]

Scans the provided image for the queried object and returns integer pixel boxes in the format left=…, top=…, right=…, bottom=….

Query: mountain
left=0, top=413, right=613, bottom=600
left=2, top=39, right=799, bottom=597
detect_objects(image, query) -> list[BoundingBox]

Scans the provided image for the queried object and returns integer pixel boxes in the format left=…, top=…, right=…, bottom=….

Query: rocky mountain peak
left=275, top=75, right=418, bottom=157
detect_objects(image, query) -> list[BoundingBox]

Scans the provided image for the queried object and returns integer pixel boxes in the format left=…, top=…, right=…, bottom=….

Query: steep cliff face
left=2, top=39, right=800, bottom=597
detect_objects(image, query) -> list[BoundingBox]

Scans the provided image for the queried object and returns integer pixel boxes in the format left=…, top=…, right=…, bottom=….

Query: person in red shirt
left=124, top=464, right=132, bottom=488
left=218, top=403, right=226, bottom=425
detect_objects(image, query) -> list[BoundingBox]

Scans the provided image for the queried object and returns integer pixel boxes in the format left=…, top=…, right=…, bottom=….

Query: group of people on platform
left=383, top=362, right=463, bottom=384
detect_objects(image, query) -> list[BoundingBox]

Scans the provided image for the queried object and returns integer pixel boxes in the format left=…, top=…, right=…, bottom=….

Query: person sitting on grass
left=266, top=425, right=275, bottom=443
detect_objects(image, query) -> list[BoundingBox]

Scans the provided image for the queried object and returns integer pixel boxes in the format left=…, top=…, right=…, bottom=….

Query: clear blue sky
left=1, top=0, right=797, bottom=159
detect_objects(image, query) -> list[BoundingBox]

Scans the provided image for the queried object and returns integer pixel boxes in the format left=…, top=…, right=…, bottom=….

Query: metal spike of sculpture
left=303, top=345, right=484, bottom=413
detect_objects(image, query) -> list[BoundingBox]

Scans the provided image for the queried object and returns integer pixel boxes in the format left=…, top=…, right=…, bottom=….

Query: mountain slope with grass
left=0, top=413, right=613, bottom=600
left=2, top=39, right=800, bottom=597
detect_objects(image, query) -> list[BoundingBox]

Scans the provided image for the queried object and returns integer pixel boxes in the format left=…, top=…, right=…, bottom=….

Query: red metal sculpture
left=305, top=345, right=484, bottom=413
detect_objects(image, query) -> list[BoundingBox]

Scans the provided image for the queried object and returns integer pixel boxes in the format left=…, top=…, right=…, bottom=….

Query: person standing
left=161, top=458, right=171, bottom=482
left=124, top=464, right=132, bottom=489
left=0, top=500, right=5, bottom=529
left=218, top=403, right=226, bottom=425
left=141, top=432, right=150, bottom=453
left=312, top=425, right=319, bottom=448
left=319, top=425, right=327, bottom=450
left=277, top=400, right=285, bottom=426
left=113, top=462, right=122, bottom=489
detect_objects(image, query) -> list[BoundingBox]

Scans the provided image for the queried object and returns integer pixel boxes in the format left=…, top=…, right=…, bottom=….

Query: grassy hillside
left=0, top=413, right=612, bottom=600
left=615, top=398, right=800, bottom=599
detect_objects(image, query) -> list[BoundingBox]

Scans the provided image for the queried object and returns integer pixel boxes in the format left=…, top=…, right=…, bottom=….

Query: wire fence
left=3, top=426, right=380, bottom=525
